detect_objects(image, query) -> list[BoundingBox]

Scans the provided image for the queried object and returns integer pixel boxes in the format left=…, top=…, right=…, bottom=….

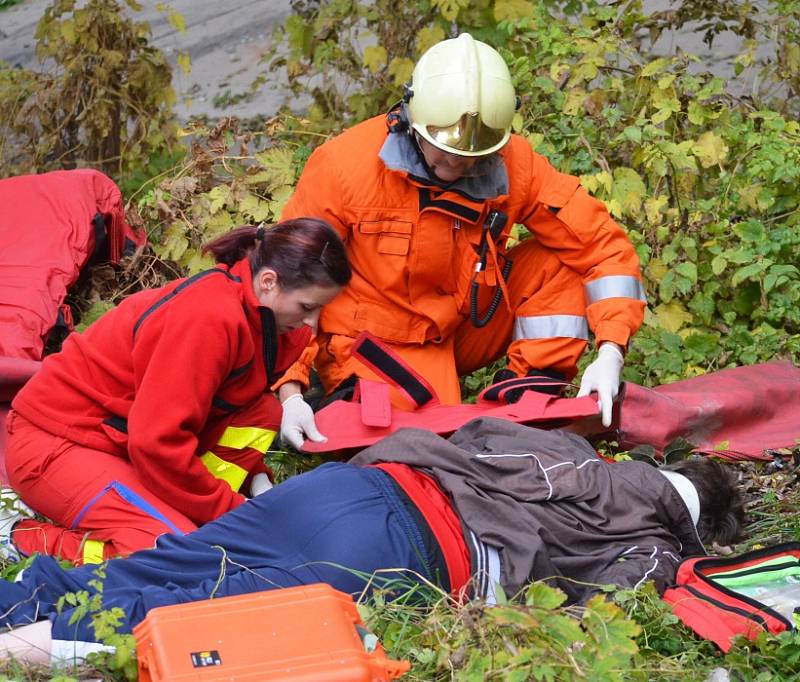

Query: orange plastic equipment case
left=133, top=583, right=410, bottom=681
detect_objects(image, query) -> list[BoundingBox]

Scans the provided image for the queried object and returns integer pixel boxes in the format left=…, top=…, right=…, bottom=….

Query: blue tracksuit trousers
left=0, top=463, right=436, bottom=643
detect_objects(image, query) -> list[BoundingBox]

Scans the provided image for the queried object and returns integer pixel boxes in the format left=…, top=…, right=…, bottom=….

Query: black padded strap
left=353, top=335, right=435, bottom=408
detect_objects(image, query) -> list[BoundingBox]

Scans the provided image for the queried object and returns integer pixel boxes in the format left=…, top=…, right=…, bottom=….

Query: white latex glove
left=576, top=342, right=624, bottom=428
left=279, top=392, right=327, bottom=450
left=249, top=472, right=273, bottom=497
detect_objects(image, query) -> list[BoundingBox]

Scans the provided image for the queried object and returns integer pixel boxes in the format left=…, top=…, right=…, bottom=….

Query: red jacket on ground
left=11, top=258, right=311, bottom=524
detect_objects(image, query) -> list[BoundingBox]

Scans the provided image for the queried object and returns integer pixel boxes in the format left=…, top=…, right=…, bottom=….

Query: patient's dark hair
left=665, top=457, right=745, bottom=546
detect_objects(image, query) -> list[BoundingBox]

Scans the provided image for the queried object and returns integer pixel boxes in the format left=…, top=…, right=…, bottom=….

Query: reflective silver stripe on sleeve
left=584, top=275, right=647, bottom=305
left=513, top=315, right=589, bottom=341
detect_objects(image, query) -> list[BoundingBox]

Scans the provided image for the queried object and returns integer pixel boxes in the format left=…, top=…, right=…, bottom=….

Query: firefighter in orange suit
left=282, top=33, right=646, bottom=427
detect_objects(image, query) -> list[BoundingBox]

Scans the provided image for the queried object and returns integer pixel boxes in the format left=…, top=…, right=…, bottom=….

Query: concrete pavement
left=0, top=0, right=294, bottom=121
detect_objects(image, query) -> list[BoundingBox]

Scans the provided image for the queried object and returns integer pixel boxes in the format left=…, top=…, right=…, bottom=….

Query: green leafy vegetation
left=1, top=0, right=799, bottom=679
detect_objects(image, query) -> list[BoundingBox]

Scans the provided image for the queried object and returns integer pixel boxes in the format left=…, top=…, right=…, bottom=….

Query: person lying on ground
left=1, top=219, right=350, bottom=565
left=0, top=417, right=743, bottom=666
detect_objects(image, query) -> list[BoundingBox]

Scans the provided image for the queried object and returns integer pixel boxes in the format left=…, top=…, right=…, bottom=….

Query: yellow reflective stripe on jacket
left=200, top=451, right=249, bottom=492
left=216, top=427, right=276, bottom=454
left=82, top=539, right=105, bottom=564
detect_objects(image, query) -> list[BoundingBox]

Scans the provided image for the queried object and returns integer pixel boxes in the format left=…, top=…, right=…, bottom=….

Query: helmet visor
left=426, top=112, right=507, bottom=155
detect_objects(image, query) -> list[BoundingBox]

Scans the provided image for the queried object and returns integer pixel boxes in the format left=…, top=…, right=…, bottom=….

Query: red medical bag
left=663, top=542, right=800, bottom=652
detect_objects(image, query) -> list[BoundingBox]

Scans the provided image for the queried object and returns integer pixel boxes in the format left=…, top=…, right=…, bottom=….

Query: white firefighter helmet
left=407, top=33, right=516, bottom=157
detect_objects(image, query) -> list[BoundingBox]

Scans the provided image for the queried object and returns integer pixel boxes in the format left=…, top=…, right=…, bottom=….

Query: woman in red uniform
left=2, top=218, right=350, bottom=564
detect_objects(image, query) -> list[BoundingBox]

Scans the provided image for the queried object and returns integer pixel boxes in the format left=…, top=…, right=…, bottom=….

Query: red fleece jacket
left=12, top=258, right=311, bottom=524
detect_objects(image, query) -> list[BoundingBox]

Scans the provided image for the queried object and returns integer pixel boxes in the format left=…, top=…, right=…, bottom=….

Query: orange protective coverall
left=281, top=114, right=646, bottom=406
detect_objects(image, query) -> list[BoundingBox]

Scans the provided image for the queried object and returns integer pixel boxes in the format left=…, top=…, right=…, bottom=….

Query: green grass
left=0, top=0, right=20, bottom=11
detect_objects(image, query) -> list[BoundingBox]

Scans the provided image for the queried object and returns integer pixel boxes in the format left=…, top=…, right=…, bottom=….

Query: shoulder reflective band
left=216, top=426, right=276, bottom=454
left=584, top=275, right=647, bottom=305
left=513, top=315, right=589, bottom=341
left=82, top=538, right=105, bottom=565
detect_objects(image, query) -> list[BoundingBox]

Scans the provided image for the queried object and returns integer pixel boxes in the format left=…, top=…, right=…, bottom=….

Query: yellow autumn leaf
left=239, top=192, right=272, bottom=222
left=177, top=52, right=191, bottom=76
left=526, top=132, right=544, bottom=151
left=692, top=131, right=729, bottom=168
left=595, top=171, right=613, bottom=193
left=416, top=26, right=445, bottom=56
left=207, top=185, right=232, bottom=214
left=736, top=184, right=761, bottom=211
left=494, top=0, right=535, bottom=22
left=168, top=11, right=186, bottom=33
left=657, top=74, right=676, bottom=89
left=388, top=57, right=414, bottom=86
left=182, top=250, right=215, bottom=275
left=562, top=88, right=586, bottom=115
left=155, top=222, right=189, bottom=262
left=605, top=198, right=623, bottom=219
left=204, top=211, right=235, bottom=237
left=432, top=0, right=468, bottom=21
left=645, top=195, right=668, bottom=224
left=581, top=175, right=599, bottom=194
left=254, top=147, right=297, bottom=191
left=641, top=57, right=670, bottom=78
left=60, top=20, right=76, bottom=44
left=268, top=185, right=295, bottom=219
left=683, top=364, right=707, bottom=378
left=610, top=167, right=646, bottom=218
left=550, top=63, right=569, bottom=83
left=647, top=257, right=668, bottom=281
left=654, top=302, right=693, bottom=333
left=787, top=44, right=800, bottom=73
left=363, top=45, right=387, bottom=74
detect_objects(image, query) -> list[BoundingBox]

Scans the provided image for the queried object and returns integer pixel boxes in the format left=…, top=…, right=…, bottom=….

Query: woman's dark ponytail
left=203, top=218, right=351, bottom=290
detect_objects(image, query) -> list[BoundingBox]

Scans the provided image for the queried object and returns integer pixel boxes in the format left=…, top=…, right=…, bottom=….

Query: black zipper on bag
left=682, top=584, right=771, bottom=628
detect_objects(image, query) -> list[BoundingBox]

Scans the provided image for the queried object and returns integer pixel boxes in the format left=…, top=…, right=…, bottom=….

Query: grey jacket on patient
left=351, top=416, right=705, bottom=602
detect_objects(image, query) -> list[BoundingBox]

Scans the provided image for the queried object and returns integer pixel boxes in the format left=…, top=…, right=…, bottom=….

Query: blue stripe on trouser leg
left=3, top=463, right=434, bottom=642
left=70, top=481, right=184, bottom=536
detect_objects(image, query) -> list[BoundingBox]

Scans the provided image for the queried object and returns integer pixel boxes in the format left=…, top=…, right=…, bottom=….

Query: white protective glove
left=249, top=472, right=273, bottom=497
left=279, top=392, right=327, bottom=450
left=576, top=342, right=624, bottom=428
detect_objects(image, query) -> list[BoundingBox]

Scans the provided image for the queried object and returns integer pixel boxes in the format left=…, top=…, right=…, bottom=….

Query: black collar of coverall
left=257, top=305, right=278, bottom=386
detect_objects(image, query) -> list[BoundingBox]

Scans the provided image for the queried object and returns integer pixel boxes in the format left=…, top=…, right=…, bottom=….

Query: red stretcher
left=0, top=169, right=145, bottom=484
left=303, top=332, right=603, bottom=453
left=304, top=333, right=800, bottom=461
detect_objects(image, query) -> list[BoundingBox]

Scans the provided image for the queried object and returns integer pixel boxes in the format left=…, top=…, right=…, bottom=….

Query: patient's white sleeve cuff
left=51, top=639, right=116, bottom=666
